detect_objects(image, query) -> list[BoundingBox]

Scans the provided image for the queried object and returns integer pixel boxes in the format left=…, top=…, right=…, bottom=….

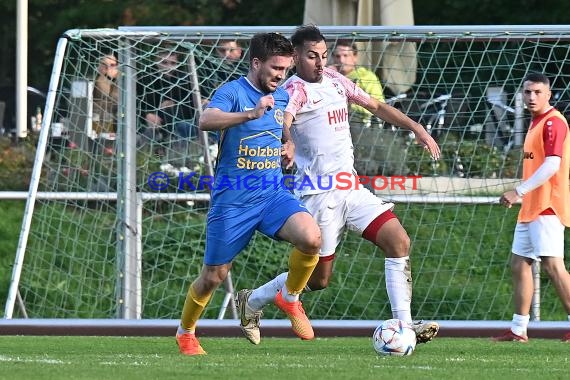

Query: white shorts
left=301, top=187, right=394, bottom=256
left=512, top=215, right=565, bottom=260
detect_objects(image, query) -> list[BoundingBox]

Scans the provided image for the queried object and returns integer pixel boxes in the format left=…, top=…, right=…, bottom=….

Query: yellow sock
left=285, top=247, right=318, bottom=295
left=180, top=281, right=213, bottom=332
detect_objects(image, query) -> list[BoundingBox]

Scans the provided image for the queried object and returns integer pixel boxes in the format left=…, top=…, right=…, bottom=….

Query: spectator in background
left=216, top=40, right=243, bottom=63
left=330, top=40, right=385, bottom=127
left=198, top=40, right=246, bottom=110
left=93, top=54, right=119, bottom=136
left=139, top=49, right=199, bottom=167
left=213, top=40, right=246, bottom=86
left=140, top=50, right=197, bottom=140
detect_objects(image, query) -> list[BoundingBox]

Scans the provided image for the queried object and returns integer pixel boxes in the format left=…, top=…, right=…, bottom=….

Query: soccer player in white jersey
left=236, top=25, right=442, bottom=346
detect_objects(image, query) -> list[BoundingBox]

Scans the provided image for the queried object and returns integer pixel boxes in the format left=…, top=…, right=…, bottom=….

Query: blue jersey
left=207, top=77, right=288, bottom=206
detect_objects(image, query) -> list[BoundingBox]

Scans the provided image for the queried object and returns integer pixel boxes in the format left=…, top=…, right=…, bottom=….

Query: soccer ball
left=372, top=319, right=416, bottom=356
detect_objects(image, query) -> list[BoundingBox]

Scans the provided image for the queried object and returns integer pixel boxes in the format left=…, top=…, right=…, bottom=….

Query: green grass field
left=1, top=336, right=568, bottom=380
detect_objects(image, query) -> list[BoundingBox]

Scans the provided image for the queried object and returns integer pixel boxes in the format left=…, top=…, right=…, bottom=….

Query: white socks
left=510, top=314, right=570, bottom=337
left=177, top=325, right=194, bottom=335
left=511, top=313, right=530, bottom=336
left=248, top=271, right=312, bottom=309
left=385, top=257, right=412, bottom=324
left=281, top=284, right=300, bottom=303
left=248, top=256, right=416, bottom=321
left=248, top=272, right=288, bottom=310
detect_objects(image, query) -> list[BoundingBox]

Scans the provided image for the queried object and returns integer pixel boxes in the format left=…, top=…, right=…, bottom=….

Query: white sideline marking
left=198, top=362, right=337, bottom=369
left=99, top=353, right=160, bottom=366
left=373, top=364, right=434, bottom=370
left=0, top=355, right=67, bottom=364
left=100, top=361, right=150, bottom=366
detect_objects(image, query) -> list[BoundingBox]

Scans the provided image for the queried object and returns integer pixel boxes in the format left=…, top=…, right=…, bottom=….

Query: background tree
left=413, top=0, right=570, bottom=25
left=0, top=0, right=304, bottom=89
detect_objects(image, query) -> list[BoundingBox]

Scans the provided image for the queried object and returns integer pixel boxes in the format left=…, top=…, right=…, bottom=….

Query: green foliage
left=0, top=201, right=25, bottom=311
left=19, top=203, right=118, bottom=318
left=3, top=199, right=569, bottom=321
left=443, top=140, right=522, bottom=178
left=215, top=0, right=306, bottom=26
left=403, top=142, right=448, bottom=176
left=0, top=0, right=306, bottom=88
left=0, top=136, right=37, bottom=190
left=413, top=0, right=570, bottom=25
left=374, top=136, right=521, bottom=179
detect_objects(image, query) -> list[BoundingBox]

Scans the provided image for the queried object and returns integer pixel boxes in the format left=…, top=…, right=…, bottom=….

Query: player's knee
left=298, top=231, right=321, bottom=254
left=399, top=232, right=411, bottom=254
left=199, top=276, right=223, bottom=292
left=199, top=267, right=228, bottom=290
left=384, top=231, right=410, bottom=257
left=541, top=259, right=562, bottom=279
left=394, top=229, right=411, bottom=255
left=510, top=254, right=531, bottom=273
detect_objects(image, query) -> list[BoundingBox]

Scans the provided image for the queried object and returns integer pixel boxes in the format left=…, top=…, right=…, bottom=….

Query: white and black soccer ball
left=372, top=318, right=416, bottom=356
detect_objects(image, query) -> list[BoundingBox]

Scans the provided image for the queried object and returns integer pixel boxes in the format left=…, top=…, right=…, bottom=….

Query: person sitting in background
left=216, top=40, right=243, bottom=64
left=93, top=54, right=119, bottom=136
left=330, top=40, right=385, bottom=127
left=212, top=40, right=246, bottom=87
left=140, top=50, right=197, bottom=140
left=198, top=40, right=246, bottom=112
left=138, top=49, right=199, bottom=166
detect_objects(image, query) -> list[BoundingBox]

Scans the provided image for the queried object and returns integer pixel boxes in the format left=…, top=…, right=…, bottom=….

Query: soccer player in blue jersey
left=175, top=32, right=321, bottom=356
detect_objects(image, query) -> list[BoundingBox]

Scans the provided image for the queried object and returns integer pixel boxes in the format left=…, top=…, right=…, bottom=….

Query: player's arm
left=500, top=117, right=567, bottom=208
left=199, top=94, right=275, bottom=131
left=365, top=97, right=440, bottom=160
left=280, top=81, right=307, bottom=168
left=282, top=112, right=294, bottom=143
left=333, top=69, right=440, bottom=159
left=199, top=107, right=254, bottom=131
left=282, top=79, right=306, bottom=142
left=500, top=156, right=561, bottom=208
left=281, top=112, right=295, bottom=169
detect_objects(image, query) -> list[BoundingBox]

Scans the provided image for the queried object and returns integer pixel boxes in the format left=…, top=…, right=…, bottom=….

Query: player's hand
left=250, top=95, right=275, bottom=119
left=499, top=190, right=519, bottom=208
left=281, top=140, right=295, bottom=169
left=415, top=129, right=441, bottom=160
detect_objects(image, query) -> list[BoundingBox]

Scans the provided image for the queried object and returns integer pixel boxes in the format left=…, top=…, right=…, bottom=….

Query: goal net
left=5, top=26, right=570, bottom=322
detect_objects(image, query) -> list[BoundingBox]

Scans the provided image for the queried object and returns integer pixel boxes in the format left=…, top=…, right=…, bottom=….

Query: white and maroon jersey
left=283, top=67, right=372, bottom=195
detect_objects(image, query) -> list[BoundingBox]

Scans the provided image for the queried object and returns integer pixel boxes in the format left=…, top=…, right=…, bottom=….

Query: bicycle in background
left=418, top=93, right=452, bottom=140
left=375, top=93, right=408, bottom=130
left=486, top=96, right=516, bottom=155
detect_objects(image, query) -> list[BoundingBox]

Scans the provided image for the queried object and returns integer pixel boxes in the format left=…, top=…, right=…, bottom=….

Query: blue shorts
left=204, top=190, right=309, bottom=265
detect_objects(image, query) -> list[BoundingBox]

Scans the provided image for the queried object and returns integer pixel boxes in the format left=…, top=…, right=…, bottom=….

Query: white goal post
left=4, top=26, right=570, bottom=334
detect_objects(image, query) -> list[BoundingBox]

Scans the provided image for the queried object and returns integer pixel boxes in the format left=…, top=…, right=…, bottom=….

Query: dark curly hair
left=290, top=24, right=326, bottom=49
